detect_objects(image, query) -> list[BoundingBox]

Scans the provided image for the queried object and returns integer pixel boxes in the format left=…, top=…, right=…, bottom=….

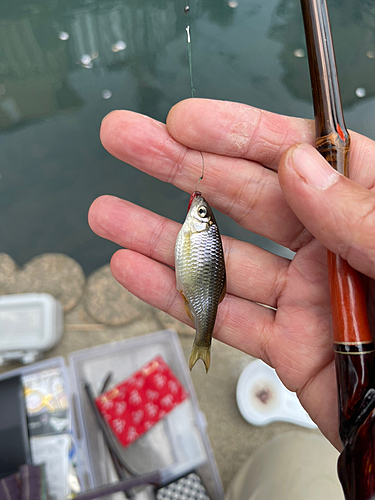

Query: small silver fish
left=175, top=191, right=226, bottom=372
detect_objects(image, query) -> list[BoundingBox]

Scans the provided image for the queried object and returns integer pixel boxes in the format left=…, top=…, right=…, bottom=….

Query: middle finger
left=88, top=195, right=290, bottom=308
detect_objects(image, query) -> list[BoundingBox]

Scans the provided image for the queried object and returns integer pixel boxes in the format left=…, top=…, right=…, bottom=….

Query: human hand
left=88, top=99, right=375, bottom=450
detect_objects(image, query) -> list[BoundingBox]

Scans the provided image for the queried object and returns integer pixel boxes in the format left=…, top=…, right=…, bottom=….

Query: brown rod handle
left=328, top=251, right=374, bottom=436
left=328, top=252, right=372, bottom=346
left=300, top=0, right=375, bottom=498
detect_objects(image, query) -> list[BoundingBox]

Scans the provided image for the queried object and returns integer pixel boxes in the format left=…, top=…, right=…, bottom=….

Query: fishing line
left=184, top=5, right=195, bottom=98
left=184, top=4, right=205, bottom=187
left=195, top=151, right=204, bottom=191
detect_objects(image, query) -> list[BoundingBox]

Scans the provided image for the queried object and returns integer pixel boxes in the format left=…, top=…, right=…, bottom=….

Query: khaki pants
left=225, top=432, right=344, bottom=500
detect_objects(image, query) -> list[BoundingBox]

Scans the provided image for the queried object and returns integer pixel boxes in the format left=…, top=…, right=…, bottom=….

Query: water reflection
left=1, top=0, right=375, bottom=272
left=111, top=40, right=126, bottom=52
left=0, top=0, right=179, bottom=130
left=269, top=0, right=375, bottom=108
left=59, top=31, right=69, bottom=41
left=0, top=0, right=239, bottom=132
left=0, top=13, right=79, bottom=129
left=293, top=49, right=305, bottom=59
left=101, top=89, right=112, bottom=99
left=356, top=87, right=366, bottom=98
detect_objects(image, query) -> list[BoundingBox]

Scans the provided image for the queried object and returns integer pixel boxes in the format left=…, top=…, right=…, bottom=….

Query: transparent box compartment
left=0, top=356, right=86, bottom=500
left=0, top=330, right=223, bottom=500
left=69, top=330, right=223, bottom=500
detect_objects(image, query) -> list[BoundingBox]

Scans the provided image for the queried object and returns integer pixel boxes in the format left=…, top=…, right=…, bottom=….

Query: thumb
left=279, top=142, right=375, bottom=279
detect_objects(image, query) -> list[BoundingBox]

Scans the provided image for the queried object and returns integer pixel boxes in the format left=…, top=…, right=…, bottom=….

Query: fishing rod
left=300, top=0, right=375, bottom=497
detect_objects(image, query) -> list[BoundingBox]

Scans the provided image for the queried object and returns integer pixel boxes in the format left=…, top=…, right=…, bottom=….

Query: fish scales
left=179, top=227, right=223, bottom=337
left=175, top=192, right=226, bottom=372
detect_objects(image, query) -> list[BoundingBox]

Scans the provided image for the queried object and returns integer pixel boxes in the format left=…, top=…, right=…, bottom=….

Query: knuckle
left=148, top=218, right=169, bottom=261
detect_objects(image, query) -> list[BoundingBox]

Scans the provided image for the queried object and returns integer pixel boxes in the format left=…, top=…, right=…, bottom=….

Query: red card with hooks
left=95, top=356, right=188, bottom=447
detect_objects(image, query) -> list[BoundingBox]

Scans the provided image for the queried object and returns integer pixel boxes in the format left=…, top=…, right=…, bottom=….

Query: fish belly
left=175, top=224, right=225, bottom=371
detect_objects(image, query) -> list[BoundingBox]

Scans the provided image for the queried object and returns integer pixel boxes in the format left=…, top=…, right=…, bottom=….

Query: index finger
left=167, top=99, right=375, bottom=186
left=166, top=99, right=315, bottom=171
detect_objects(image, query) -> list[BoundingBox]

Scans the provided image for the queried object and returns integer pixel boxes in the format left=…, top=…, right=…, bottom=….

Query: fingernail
left=291, top=143, right=340, bottom=190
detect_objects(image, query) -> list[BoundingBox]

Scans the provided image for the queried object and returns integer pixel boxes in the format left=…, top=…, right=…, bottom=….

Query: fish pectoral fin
left=184, top=302, right=194, bottom=323
left=189, top=344, right=211, bottom=373
left=180, top=291, right=194, bottom=322
left=219, top=279, right=226, bottom=304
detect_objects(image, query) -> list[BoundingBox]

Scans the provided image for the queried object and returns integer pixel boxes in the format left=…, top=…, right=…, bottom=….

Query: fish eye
left=197, top=206, right=207, bottom=218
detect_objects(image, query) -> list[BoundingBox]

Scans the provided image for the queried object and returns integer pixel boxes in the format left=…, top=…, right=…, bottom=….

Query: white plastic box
left=0, top=330, right=224, bottom=500
left=0, top=293, right=63, bottom=365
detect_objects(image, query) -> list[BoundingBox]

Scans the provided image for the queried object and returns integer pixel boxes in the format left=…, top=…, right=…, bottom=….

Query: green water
left=1, top=0, right=375, bottom=273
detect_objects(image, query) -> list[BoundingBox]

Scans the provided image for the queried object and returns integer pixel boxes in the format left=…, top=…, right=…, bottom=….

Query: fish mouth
left=187, top=191, right=201, bottom=212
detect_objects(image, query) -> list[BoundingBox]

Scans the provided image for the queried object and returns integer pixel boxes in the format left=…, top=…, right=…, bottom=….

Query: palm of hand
left=269, top=240, right=336, bottom=443
left=89, top=99, right=375, bottom=450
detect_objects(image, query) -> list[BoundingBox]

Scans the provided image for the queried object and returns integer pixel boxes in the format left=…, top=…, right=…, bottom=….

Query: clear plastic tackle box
left=0, top=329, right=224, bottom=500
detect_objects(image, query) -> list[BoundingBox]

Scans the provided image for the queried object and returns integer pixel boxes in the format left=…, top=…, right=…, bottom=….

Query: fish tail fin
left=189, top=344, right=211, bottom=373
